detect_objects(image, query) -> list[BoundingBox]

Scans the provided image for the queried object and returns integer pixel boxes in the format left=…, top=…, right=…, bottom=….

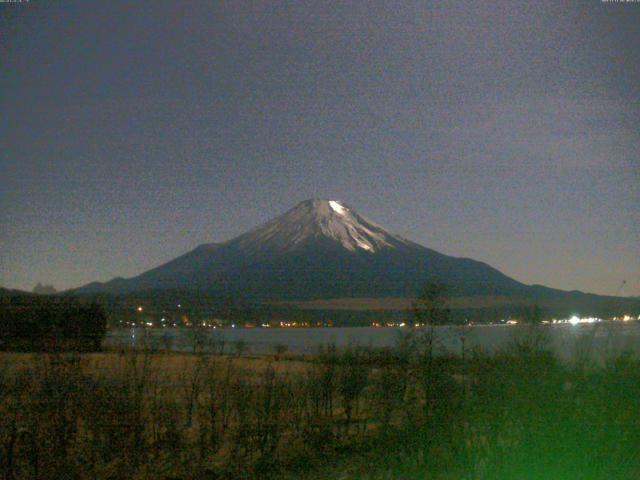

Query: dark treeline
left=72, top=287, right=639, bottom=328
left=0, top=295, right=107, bottom=352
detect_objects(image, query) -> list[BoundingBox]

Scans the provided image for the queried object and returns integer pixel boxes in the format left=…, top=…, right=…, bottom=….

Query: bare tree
left=410, top=281, right=452, bottom=420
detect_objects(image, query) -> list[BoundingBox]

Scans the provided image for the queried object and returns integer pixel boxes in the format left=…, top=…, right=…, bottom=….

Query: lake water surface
left=106, top=322, right=640, bottom=362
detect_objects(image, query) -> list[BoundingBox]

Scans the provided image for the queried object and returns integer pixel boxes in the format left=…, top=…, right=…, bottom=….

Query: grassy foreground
left=1, top=327, right=639, bottom=479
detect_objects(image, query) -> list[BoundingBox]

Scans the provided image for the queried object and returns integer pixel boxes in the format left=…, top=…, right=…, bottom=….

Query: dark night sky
left=1, top=0, right=638, bottom=296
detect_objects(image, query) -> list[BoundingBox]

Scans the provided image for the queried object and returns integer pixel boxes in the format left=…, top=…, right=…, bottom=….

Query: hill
left=72, top=200, right=639, bottom=318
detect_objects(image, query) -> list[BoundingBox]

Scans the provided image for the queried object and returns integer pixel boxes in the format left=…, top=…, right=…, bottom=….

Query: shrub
left=0, top=296, right=107, bottom=352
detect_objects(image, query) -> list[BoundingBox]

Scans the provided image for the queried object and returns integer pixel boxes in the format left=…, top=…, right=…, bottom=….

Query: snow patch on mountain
left=329, top=200, right=347, bottom=216
left=234, top=199, right=408, bottom=254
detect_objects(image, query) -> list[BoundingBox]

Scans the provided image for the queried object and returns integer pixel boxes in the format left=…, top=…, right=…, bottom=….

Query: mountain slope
left=74, top=199, right=529, bottom=299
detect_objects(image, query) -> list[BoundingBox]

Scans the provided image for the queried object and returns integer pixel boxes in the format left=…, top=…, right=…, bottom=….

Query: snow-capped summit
left=234, top=199, right=408, bottom=254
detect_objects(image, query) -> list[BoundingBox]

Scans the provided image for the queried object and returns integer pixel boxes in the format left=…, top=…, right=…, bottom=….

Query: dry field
left=2, top=332, right=640, bottom=480
left=0, top=348, right=397, bottom=479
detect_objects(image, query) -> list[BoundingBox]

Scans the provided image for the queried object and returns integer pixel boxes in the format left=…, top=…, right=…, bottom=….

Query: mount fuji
left=75, top=199, right=530, bottom=299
